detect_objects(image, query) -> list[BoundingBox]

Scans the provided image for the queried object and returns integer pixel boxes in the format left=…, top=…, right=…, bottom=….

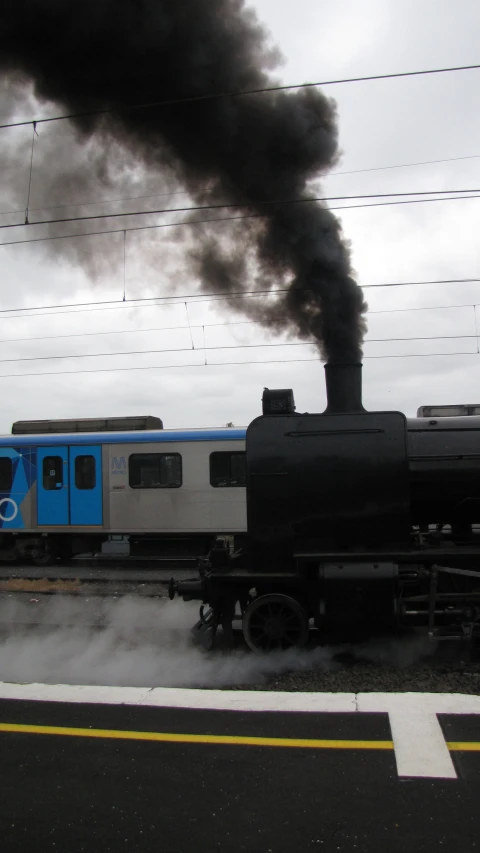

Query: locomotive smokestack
left=324, top=363, right=365, bottom=414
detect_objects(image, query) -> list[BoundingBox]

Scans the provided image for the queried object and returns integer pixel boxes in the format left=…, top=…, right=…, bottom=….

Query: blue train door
left=69, top=446, right=103, bottom=525
left=37, top=445, right=103, bottom=526
left=37, top=446, right=69, bottom=525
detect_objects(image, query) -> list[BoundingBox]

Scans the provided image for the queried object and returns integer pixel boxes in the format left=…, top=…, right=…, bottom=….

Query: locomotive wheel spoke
left=243, top=594, right=309, bottom=653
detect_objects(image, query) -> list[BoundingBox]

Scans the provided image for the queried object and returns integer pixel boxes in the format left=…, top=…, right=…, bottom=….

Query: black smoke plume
left=1, top=0, right=367, bottom=361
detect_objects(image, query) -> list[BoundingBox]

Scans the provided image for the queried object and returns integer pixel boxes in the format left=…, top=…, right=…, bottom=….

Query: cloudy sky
left=1, top=0, right=480, bottom=432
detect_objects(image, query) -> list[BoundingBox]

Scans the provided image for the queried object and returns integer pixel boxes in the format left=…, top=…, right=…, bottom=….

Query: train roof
left=11, top=415, right=164, bottom=434
left=0, top=428, right=247, bottom=447
left=407, top=415, right=480, bottom=430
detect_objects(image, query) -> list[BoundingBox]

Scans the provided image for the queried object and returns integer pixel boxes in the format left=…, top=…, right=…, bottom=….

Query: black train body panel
left=246, top=410, right=411, bottom=572
left=408, top=416, right=480, bottom=528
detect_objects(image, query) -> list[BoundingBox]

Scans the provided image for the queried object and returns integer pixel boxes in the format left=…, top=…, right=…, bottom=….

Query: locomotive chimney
left=324, top=362, right=365, bottom=414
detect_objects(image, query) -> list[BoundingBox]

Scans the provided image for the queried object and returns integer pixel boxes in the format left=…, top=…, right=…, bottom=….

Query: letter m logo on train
left=111, top=456, right=127, bottom=474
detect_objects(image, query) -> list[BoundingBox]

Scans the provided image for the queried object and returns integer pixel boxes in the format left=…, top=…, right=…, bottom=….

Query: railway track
left=0, top=562, right=479, bottom=697
left=0, top=560, right=196, bottom=596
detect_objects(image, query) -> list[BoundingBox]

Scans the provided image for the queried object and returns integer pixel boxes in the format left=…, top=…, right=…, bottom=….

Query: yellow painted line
left=0, top=722, right=394, bottom=750
left=448, top=742, right=480, bottom=752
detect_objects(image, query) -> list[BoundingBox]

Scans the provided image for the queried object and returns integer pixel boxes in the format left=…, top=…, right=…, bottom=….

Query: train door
left=37, top=445, right=103, bottom=526
left=37, top=446, right=69, bottom=525
left=69, top=446, right=103, bottom=525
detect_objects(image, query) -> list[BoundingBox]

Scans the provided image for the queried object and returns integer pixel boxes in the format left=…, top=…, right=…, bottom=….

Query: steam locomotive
left=171, top=362, right=480, bottom=651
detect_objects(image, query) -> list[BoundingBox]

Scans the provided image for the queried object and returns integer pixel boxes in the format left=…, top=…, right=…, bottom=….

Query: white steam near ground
left=0, top=594, right=434, bottom=689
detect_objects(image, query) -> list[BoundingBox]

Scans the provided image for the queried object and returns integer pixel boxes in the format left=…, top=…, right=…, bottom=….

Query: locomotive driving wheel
left=242, top=594, right=309, bottom=653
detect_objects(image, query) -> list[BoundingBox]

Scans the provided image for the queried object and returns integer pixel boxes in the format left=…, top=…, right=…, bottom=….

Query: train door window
left=75, top=454, right=96, bottom=490
left=0, top=458, right=12, bottom=491
left=43, top=456, right=63, bottom=490
left=210, top=452, right=246, bottom=487
left=129, top=453, right=182, bottom=488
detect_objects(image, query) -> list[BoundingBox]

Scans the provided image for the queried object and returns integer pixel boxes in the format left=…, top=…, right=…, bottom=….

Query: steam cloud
left=1, top=0, right=367, bottom=361
left=0, top=595, right=437, bottom=689
left=0, top=595, right=334, bottom=687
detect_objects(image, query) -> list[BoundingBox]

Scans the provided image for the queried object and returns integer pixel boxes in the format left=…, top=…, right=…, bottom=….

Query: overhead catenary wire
left=122, top=230, right=126, bottom=301
left=1, top=61, right=480, bottom=131
left=1, top=192, right=480, bottom=252
left=2, top=66, right=479, bottom=383
left=0, top=351, right=477, bottom=381
left=328, top=153, right=480, bottom=177
left=0, top=296, right=477, bottom=325
left=0, top=189, right=190, bottom=218
left=0, top=300, right=478, bottom=344
left=0, top=278, right=478, bottom=319
left=184, top=302, right=195, bottom=350
left=1, top=187, right=480, bottom=232
left=2, top=152, right=480, bottom=218
left=24, top=122, right=37, bottom=224
left=0, top=334, right=479, bottom=366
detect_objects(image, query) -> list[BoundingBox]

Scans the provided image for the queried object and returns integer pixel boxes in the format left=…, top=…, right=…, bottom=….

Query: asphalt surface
left=0, top=697, right=479, bottom=852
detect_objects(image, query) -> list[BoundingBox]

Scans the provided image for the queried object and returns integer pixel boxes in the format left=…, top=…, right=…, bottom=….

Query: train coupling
left=168, top=576, right=205, bottom=602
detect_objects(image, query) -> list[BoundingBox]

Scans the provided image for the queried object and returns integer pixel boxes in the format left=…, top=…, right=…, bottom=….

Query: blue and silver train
left=0, top=416, right=247, bottom=565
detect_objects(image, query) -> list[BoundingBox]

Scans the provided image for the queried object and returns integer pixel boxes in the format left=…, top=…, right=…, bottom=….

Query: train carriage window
left=210, top=452, right=246, bottom=487
left=129, top=453, right=182, bottom=488
left=0, top=458, right=12, bottom=491
left=75, top=455, right=96, bottom=490
left=43, top=456, right=63, bottom=490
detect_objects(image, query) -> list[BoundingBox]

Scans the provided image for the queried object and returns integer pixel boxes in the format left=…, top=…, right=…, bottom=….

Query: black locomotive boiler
left=171, top=362, right=480, bottom=651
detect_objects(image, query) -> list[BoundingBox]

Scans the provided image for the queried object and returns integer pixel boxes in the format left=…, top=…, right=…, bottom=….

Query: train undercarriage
left=171, top=535, right=480, bottom=652
left=0, top=531, right=222, bottom=567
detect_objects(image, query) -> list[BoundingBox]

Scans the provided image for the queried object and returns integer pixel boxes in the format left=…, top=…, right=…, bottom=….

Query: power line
left=0, top=297, right=472, bottom=324
left=0, top=334, right=478, bottom=366
left=0, top=189, right=190, bottom=218
left=1, top=188, right=479, bottom=232
left=2, top=192, right=480, bottom=251
left=3, top=153, right=480, bottom=219
left=0, top=350, right=476, bottom=381
left=369, top=302, right=476, bottom=315
left=0, top=278, right=478, bottom=319
left=0, top=211, right=265, bottom=248
left=0, top=300, right=477, bottom=344
left=0, top=319, right=255, bottom=344
left=364, top=278, right=480, bottom=289
left=0, top=294, right=477, bottom=325
left=328, top=153, right=480, bottom=177
left=2, top=62, right=480, bottom=131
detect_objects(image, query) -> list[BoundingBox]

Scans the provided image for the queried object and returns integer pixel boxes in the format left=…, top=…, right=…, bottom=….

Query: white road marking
left=389, top=709, right=456, bottom=779
left=359, top=693, right=480, bottom=778
left=0, top=683, right=479, bottom=778
left=0, top=682, right=357, bottom=712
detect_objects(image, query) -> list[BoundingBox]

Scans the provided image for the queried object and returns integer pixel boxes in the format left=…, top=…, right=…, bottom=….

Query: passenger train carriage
left=0, top=417, right=247, bottom=565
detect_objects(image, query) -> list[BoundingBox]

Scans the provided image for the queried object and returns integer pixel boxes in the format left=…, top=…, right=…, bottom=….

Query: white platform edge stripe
left=0, top=683, right=479, bottom=714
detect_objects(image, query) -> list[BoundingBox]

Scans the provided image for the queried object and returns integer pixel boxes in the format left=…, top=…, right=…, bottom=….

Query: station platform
left=0, top=684, right=479, bottom=852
